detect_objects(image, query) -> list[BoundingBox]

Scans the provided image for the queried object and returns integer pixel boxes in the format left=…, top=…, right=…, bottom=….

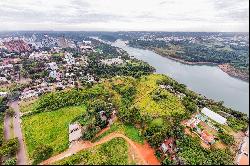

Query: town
left=0, top=32, right=249, bottom=165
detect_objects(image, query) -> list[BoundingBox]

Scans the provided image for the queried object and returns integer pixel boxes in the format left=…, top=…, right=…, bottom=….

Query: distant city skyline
left=0, top=0, right=249, bottom=32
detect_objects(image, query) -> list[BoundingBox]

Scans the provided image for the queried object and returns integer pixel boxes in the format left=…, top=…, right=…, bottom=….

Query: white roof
left=0, top=92, right=8, bottom=97
left=201, top=107, right=227, bottom=125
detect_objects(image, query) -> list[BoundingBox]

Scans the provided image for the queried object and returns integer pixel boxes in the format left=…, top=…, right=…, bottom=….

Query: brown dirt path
left=41, top=132, right=160, bottom=165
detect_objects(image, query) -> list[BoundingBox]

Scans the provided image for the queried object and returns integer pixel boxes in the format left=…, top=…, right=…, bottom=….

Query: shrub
left=0, top=138, right=19, bottom=157
left=32, top=144, right=53, bottom=164
left=4, top=157, right=17, bottom=165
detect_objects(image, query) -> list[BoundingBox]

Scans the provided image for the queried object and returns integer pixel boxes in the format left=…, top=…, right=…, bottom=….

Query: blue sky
left=0, top=0, right=248, bottom=32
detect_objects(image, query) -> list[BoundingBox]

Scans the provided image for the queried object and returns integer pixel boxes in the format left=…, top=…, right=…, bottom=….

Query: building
left=48, top=62, right=58, bottom=70
left=69, top=123, right=83, bottom=144
left=200, top=130, right=215, bottom=145
left=201, top=107, right=227, bottom=125
left=0, top=77, right=8, bottom=84
left=0, top=92, right=8, bottom=97
left=160, top=137, right=176, bottom=154
left=100, top=57, right=123, bottom=66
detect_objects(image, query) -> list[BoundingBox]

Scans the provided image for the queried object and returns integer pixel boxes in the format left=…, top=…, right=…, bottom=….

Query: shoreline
left=132, top=45, right=249, bottom=83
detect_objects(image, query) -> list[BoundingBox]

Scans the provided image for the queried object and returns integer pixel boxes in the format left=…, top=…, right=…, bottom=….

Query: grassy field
left=54, top=138, right=133, bottom=165
left=93, top=122, right=144, bottom=144
left=134, top=74, right=185, bottom=117
left=22, top=105, right=86, bottom=158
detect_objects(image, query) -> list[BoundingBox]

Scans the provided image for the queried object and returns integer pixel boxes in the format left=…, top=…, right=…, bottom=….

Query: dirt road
left=41, top=132, right=160, bottom=165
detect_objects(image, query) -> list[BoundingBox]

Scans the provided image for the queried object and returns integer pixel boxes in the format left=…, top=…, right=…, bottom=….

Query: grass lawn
left=22, top=105, right=86, bottom=158
left=135, top=74, right=185, bottom=117
left=54, top=138, right=132, bottom=165
left=93, top=122, right=144, bottom=144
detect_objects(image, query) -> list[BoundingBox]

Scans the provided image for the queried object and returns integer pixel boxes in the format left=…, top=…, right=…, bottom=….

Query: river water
left=112, top=39, right=249, bottom=115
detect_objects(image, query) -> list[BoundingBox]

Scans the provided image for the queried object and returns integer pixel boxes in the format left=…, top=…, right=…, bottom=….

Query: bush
left=218, top=133, right=235, bottom=145
left=6, top=108, right=15, bottom=117
left=4, top=157, right=17, bottom=165
left=32, top=144, right=53, bottom=164
left=0, top=138, right=19, bottom=157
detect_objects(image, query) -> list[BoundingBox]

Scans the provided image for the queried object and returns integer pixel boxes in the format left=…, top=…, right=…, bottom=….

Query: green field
left=54, top=138, right=133, bottom=165
left=135, top=74, right=185, bottom=117
left=93, top=122, right=144, bottom=144
left=22, top=105, right=86, bottom=158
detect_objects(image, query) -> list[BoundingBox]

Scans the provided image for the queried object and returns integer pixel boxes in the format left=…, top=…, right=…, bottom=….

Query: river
left=111, top=39, right=249, bottom=115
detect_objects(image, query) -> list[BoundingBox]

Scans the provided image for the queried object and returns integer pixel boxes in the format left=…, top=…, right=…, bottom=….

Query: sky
left=0, top=0, right=249, bottom=32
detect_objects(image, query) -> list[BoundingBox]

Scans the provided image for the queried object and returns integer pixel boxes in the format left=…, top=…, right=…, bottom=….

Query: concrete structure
left=201, top=107, right=227, bottom=125
left=69, top=123, right=82, bottom=144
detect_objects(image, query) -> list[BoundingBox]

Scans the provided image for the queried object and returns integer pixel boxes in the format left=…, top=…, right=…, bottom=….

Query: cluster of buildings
left=2, top=39, right=31, bottom=53
left=185, top=107, right=227, bottom=145
left=0, top=34, right=126, bottom=103
left=137, top=33, right=249, bottom=48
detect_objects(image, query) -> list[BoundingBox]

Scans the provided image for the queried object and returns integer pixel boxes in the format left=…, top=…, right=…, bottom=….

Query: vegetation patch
left=134, top=74, right=185, bottom=117
left=22, top=105, right=86, bottom=158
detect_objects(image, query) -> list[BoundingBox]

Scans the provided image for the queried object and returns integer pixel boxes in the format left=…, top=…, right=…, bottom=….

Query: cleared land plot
left=22, top=105, right=86, bottom=158
left=54, top=138, right=132, bottom=165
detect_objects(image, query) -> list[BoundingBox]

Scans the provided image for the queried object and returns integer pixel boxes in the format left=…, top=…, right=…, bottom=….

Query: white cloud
left=0, top=0, right=248, bottom=32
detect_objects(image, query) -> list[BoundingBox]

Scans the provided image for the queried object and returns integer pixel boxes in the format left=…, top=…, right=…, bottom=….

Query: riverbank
left=150, top=47, right=249, bottom=82
left=218, top=64, right=249, bottom=82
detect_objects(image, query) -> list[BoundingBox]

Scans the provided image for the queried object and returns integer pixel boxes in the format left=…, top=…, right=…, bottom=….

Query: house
left=48, top=62, right=58, bottom=70
left=201, top=107, right=227, bottom=125
left=186, top=117, right=201, bottom=128
left=200, top=130, right=215, bottom=145
left=69, top=123, right=82, bottom=144
left=0, top=77, right=8, bottom=84
left=160, top=137, right=176, bottom=155
left=0, top=92, right=8, bottom=97
left=99, top=111, right=107, bottom=121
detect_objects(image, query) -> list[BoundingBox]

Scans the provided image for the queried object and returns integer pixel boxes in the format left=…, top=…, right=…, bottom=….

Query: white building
left=49, top=70, right=57, bottom=79
left=101, top=57, right=123, bottom=66
left=0, top=92, right=8, bottom=97
left=0, top=77, right=8, bottom=83
left=48, top=62, right=58, bottom=70
left=69, top=123, right=82, bottom=144
left=201, top=107, right=227, bottom=125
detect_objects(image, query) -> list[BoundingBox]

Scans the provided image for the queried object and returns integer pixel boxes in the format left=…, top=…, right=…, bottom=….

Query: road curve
left=41, top=132, right=160, bottom=165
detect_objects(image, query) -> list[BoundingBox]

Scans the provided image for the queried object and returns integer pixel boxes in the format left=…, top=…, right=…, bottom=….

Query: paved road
left=10, top=101, right=27, bottom=165
left=3, top=113, right=11, bottom=140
